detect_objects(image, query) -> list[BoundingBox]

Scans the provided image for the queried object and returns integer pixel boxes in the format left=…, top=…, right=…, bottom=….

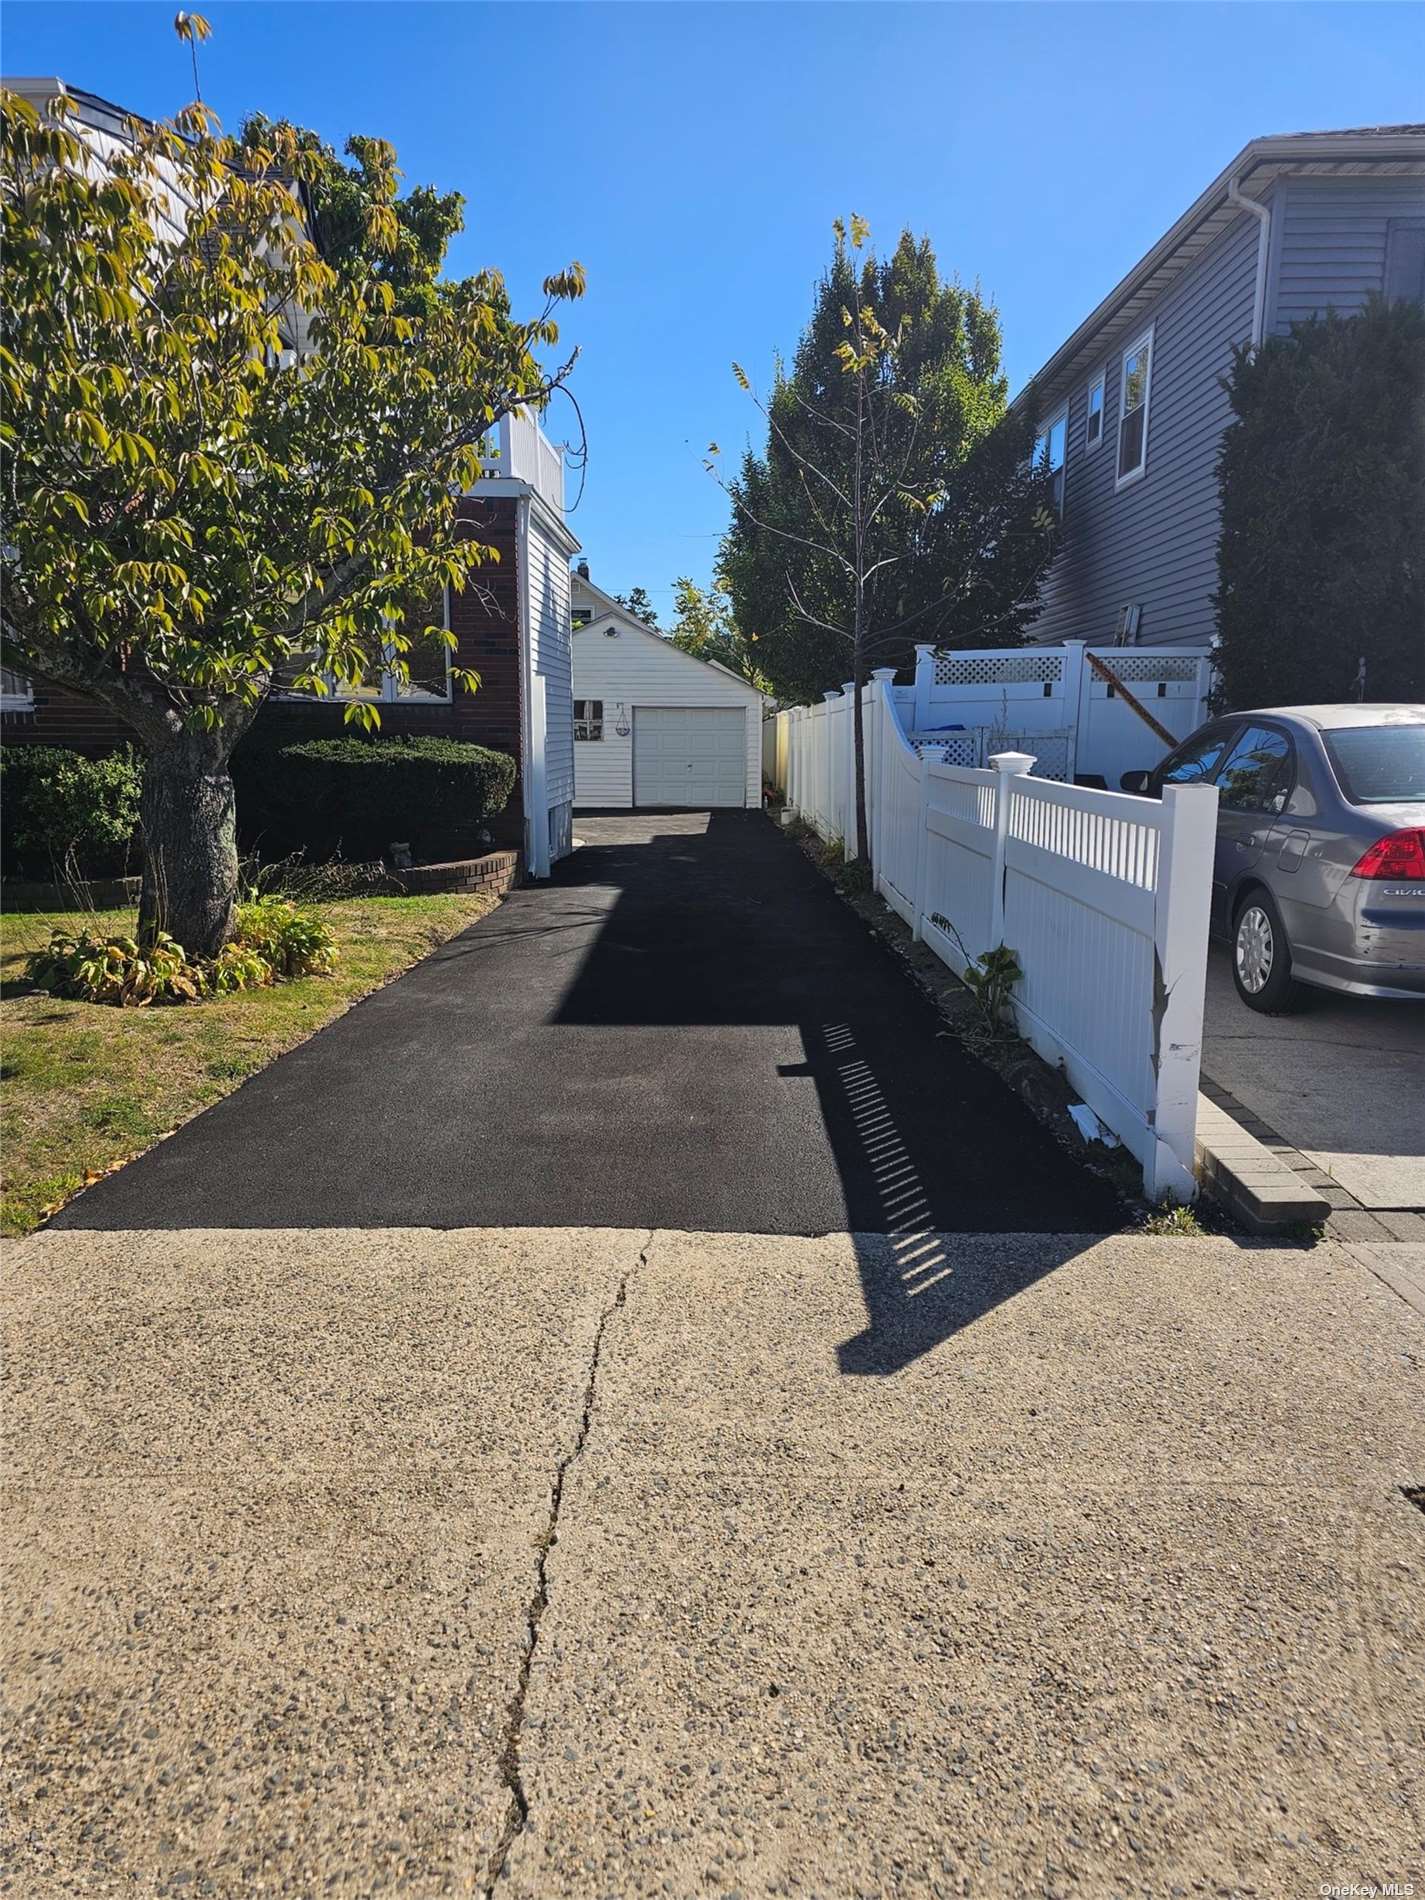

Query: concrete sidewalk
left=4, top=1225, right=1423, bottom=1897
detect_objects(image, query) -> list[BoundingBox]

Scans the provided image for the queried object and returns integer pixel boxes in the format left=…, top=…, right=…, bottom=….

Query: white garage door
left=633, top=706, right=747, bottom=808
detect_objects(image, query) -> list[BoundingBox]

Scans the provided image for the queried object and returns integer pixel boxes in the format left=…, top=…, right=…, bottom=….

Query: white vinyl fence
left=906, top=639, right=1212, bottom=789
left=769, top=676, right=1218, bottom=1203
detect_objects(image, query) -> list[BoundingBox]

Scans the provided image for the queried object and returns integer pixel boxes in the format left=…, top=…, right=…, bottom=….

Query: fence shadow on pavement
left=553, top=813, right=1118, bottom=1373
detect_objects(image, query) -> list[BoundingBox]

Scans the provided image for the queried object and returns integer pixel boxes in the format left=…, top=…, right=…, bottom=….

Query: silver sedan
left=1131, top=704, right=1425, bottom=1012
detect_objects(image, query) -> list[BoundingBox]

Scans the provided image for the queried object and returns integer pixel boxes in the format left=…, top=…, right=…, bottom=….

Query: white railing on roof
left=765, top=678, right=1217, bottom=1204
left=480, top=409, right=565, bottom=517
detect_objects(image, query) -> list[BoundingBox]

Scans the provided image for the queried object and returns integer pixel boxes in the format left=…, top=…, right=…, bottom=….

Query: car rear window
left=1323, top=725, right=1425, bottom=804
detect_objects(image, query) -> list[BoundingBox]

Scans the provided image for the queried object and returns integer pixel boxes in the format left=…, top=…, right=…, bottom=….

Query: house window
left=1034, top=406, right=1068, bottom=514
left=571, top=607, right=593, bottom=630
left=1085, top=370, right=1105, bottom=451
left=574, top=698, right=603, bottom=741
left=1384, top=219, right=1425, bottom=306
left=293, top=584, right=452, bottom=704
left=1, top=664, right=34, bottom=712
left=1116, top=328, right=1153, bottom=488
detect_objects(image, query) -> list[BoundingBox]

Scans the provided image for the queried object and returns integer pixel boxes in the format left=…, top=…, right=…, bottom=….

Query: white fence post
left=842, top=683, right=857, bottom=857
left=870, top=669, right=897, bottom=876
left=988, top=750, right=1036, bottom=945
left=913, top=645, right=936, bottom=732
left=1062, top=641, right=1087, bottom=782
left=1147, top=782, right=1218, bottom=1203
left=911, top=743, right=946, bottom=942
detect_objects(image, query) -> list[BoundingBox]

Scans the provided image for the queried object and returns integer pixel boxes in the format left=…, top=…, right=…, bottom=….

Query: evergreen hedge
left=0, top=745, right=143, bottom=880
left=1213, top=296, right=1425, bottom=711
left=233, top=735, right=517, bottom=865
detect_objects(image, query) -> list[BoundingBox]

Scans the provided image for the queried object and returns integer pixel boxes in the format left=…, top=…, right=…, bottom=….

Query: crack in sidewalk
left=483, top=1234, right=651, bottom=1894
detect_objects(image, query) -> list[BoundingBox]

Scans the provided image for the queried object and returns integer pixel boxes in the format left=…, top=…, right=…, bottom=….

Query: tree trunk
left=851, top=653, right=870, bottom=867
left=138, top=740, right=239, bottom=958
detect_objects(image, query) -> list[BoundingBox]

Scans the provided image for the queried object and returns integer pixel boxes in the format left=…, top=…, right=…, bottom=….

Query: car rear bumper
left=1290, top=908, right=1425, bottom=998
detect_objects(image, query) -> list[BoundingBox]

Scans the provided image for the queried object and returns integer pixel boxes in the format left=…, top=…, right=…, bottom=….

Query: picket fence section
left=768, top=677, right=1218, bottom=1203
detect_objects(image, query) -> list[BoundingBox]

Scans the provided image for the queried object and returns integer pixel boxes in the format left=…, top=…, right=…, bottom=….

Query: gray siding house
left=1021, top=126, right=1425, bottom=652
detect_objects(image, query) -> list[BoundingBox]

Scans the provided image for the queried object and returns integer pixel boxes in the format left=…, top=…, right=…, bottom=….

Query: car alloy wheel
left=1235, top=903, right=1275, bottom=995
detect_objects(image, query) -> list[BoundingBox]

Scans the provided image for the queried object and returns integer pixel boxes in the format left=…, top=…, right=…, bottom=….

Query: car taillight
left=1349, top=828, right=1425, bottom=879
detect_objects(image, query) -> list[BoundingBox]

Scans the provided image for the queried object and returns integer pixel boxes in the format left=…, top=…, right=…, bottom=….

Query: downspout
left=1226, top=174, right=1272, bottom=351
left=515, top=492, right=549, bottom=879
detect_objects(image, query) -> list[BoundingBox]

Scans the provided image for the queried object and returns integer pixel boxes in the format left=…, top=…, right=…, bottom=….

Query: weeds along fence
left=767, top=677, right=1218, bottom=1203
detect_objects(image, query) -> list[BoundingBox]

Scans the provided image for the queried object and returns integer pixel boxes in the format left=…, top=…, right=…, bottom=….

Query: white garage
left=571, top=574, right=765, bottom=810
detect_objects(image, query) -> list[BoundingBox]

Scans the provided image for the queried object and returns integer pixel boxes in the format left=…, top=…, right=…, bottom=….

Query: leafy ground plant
left=23, top=900, right=337, bottom=1005
left=1, top=892, right=499, bottom=1234
left=1142, top=1202, right=1205, bottom=1237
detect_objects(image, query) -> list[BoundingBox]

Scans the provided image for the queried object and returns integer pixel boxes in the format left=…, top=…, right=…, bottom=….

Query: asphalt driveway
left=52, top=812, right=1120, bottom=1235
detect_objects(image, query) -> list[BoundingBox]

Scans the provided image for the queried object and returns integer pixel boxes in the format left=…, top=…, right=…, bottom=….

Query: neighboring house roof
left=1016, top=124, right=1425, bottom=413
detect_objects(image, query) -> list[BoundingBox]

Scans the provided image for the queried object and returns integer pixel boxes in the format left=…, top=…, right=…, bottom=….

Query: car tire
left=1231, top=888, right=1307, bottom=1014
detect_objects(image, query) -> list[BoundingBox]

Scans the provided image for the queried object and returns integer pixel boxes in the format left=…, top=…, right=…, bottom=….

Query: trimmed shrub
left=0, top=745, right=143, bottom=881
left=233, top=734, right=516, bottom=864
left=1214, top=297, right=1425, bottom=710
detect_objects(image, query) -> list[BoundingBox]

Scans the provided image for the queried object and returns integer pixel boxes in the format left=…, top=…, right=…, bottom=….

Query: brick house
left=0, top=79, right=580, bottom=876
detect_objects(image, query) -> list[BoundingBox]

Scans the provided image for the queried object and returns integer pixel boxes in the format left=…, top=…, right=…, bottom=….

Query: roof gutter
left=1226, top=173, right=1273, bottom=350
left=1013, top=126, right=1424, bottom=408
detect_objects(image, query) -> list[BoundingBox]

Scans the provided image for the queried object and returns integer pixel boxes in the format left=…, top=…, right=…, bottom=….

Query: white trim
left=1114, top=324, right=1155, bottom=491
left=1084, top=367, right=1106, bottom=452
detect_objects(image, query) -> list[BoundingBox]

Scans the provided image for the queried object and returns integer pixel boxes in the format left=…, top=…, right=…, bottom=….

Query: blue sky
left=5, top=2, right=1422, bottom=617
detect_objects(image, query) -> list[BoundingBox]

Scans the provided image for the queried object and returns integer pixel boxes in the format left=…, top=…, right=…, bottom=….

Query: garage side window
left=574, top=699, right=603, bottom=741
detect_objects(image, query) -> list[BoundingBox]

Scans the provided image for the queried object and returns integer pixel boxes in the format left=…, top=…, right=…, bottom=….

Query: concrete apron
left=4, top=1226, right=1423, bottom=1898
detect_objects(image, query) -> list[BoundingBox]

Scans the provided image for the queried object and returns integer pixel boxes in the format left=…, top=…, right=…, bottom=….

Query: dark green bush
left=1214, top=297, right=1425, bottom=710
left=0, top=745, right=143, bottom=881
left=233, top=734, right=516, bottom=864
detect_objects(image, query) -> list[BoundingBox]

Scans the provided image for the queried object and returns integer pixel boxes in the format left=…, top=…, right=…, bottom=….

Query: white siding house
left=570, top=575, right=765, bottom=810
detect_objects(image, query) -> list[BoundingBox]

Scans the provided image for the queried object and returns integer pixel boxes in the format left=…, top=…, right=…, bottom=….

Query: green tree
left=714, top=218, right=1058, bottom=860
left=0, top=70, right=582, bottom=955
left=667, top=576, right=770, bottom=691
left=615, top=586, right=660, bottom=627
left=239, top=114, right=465, bottom=321
left=1214, top=298, right=1425, bottom=709
left=719, top=224, right=1059, bottom=716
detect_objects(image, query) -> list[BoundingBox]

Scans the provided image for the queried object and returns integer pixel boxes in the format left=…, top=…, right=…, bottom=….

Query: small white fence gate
left=769, top=675, right=1218, bottom=1203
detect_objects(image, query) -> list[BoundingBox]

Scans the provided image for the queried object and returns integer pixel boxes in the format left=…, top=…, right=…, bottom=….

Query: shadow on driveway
left=52, top=813, right=1122, bottom=1367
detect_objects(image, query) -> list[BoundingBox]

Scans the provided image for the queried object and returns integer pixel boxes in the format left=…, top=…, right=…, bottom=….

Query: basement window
left=574, top=698, right=604, bottom=741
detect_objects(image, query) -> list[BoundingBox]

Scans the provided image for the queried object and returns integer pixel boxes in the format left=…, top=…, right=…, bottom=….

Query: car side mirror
left=1119, top=769, right=1150, bottom=795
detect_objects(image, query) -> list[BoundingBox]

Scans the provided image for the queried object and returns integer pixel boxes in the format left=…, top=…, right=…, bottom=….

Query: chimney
left=576, top=559, right=590, bottom=580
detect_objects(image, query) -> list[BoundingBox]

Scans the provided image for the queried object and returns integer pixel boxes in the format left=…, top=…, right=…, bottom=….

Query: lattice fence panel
left=989, top=730, right=1073, bottom=782
left=1089, top=653, right=1201, bottom=683
left=914, top=731, right=982, bottom=768
left=932, top=652, right=1063, bottom=687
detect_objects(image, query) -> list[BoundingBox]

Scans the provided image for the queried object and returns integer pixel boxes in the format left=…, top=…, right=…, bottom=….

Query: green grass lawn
left=0, top=893, right=499, bottom=1236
